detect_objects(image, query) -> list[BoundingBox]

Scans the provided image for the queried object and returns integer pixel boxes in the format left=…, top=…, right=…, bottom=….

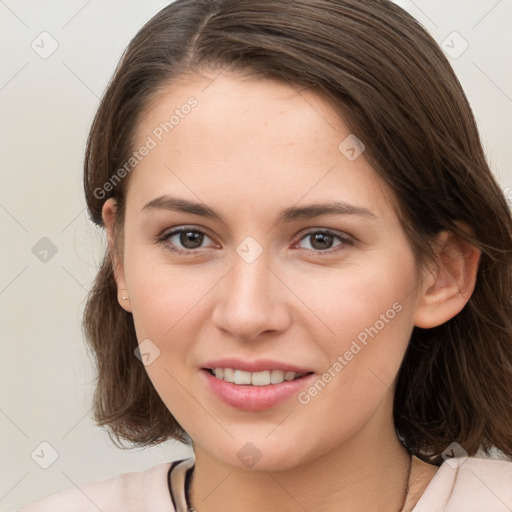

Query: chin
left=199, top=435, right=316, bottom=472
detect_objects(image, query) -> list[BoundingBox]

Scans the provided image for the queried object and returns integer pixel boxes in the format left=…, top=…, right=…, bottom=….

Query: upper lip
left=201, top=358, right=313, bottom=374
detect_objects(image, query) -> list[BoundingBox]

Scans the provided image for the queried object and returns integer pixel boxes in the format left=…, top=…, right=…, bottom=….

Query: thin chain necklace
left=398, top=453, right=413, bottom=512
left=185, top=452, right=414, bottom=512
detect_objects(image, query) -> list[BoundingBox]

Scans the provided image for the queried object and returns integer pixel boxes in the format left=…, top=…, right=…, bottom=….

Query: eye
left=157, top=226, right=353, bottom=257
left=158, top=227, right=216, bottom=255
left=295, top=229, right=353, bottom=255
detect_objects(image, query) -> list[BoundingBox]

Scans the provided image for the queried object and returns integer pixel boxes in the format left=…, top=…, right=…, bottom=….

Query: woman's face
left=109, top=72, right=426, bottom=470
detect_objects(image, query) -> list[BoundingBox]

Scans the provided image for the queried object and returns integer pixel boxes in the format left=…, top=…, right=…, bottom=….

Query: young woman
left=20, top=0, right=512, bottom=511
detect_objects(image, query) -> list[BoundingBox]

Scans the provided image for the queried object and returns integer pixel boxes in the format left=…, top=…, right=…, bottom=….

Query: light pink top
left=16, top=456, right=512, bottom=512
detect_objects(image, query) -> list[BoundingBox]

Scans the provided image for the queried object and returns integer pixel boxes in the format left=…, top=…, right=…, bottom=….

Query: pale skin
left=102, top=71, right=480, bottom=512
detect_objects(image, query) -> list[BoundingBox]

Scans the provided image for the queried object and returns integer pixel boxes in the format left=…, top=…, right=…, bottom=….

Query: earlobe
left=413, top=227, right=480, bottom=329
left=102, top=198, right=132, bottom=313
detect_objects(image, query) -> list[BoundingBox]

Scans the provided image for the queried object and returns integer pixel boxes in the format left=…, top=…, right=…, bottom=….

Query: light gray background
left=1, top=0, right=511, bottom=510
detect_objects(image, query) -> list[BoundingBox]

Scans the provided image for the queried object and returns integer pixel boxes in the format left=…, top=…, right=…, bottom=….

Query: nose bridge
left=212, top=237, right=290, bottom=340
left=229, top=241, right=273, bottom=309
left=226, top=231, right=272, bottom=294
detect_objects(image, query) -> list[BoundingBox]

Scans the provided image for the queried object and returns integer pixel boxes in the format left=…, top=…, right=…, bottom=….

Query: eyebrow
left=141, top=195, right=378, bottom=224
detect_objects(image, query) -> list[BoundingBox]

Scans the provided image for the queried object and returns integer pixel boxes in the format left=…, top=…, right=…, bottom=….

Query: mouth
left=205, top=367, right=313, bottom=386
left=200, top=359, right=316, bottom=411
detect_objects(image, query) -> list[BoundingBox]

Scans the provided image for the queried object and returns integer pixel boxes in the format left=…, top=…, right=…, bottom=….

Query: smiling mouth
left=205, top=368, right=313, bottom=386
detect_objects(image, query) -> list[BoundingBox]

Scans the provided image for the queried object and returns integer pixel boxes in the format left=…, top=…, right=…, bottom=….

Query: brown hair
left=83, top=0, right=512, bottom=464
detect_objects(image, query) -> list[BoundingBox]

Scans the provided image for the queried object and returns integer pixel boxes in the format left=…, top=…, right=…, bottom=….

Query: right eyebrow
left=141, top=196, right=223, bottom=221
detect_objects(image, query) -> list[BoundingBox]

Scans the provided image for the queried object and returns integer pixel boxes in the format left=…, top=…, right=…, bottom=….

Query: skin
left=103, top=71, right=480, bottom=512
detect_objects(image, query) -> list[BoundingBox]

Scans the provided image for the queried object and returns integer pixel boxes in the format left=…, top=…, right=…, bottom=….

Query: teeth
left=210, top=368, right=306, bottom=385
left=213, top=368, right=224, bottom=379
left=234, top=370, right=252, bottom=385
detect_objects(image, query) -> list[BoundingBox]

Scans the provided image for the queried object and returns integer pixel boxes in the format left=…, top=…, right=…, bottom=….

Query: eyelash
left=156, top=227, right=354, bottom=257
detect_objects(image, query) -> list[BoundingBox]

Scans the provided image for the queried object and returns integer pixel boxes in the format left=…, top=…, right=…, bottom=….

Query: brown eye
left=176, top=230, right=204, bottom=249
left=297, top=230, right=353, bottom=255
left=308, top=232, right=335, bottom=250
left=159, top=228, right=216, bottom=255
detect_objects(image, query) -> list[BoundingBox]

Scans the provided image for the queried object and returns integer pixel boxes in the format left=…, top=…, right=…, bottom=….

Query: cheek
left=122, top=242, right=223, bottom=379
left=121, top=247, right=208, bottom=416
left=289, top=253, right=417, bottom=342
left=289, top=250, right=418, bottom=394
left=290, top=268, right=415, bottom=451
left=126, top=267, right=173, bottom=339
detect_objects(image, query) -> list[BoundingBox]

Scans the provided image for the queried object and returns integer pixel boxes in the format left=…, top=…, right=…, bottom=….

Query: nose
left=211, top=248, right=292, bottom=342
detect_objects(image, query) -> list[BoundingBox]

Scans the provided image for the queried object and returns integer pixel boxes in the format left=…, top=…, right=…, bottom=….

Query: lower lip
left=201, top=369, right=314, bottom=412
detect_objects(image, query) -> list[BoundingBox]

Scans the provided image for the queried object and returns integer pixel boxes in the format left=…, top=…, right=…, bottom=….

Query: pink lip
left=200, top=368, right=315, bottom=412
left=201, top=358, right=312, bottom=374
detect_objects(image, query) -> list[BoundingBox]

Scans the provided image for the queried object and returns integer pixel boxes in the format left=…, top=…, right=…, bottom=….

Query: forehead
left=127, top=72, right=395, bottom=221
left=138, top=71, right=344, bottom=146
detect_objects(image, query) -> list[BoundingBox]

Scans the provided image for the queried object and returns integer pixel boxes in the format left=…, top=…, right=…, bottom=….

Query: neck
left=188, top=396, right=414, bottom=512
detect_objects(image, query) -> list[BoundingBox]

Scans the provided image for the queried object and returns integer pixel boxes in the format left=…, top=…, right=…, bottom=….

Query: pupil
left=311, top=233, right=333, bottom=250
left=181, top=231, right=203, bottom=249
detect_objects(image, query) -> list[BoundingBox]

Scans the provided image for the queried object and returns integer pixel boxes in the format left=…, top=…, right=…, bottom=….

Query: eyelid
left=159, top=223, right=215, bottom=237
left=297, top=226, right=355, bottom=243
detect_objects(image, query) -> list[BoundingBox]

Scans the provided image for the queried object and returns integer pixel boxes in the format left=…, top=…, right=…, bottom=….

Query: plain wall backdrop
left=1, top=0, right=511, bottom=510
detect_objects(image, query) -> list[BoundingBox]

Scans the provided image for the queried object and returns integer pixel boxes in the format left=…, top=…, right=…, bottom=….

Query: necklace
left=398, top=453, right=413, bottom=512
left=184, top=453, right=414, bottom=512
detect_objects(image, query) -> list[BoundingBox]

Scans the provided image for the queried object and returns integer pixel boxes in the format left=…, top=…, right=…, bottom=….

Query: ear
left=102, top=198, right=132, bottom=313
left=413, top=224, right=480, bottom=328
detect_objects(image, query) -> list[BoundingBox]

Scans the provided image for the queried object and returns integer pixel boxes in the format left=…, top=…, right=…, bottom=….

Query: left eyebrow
left=277, top=202, right=378, bottom=223
left=140, top=195, right=378, bottom=224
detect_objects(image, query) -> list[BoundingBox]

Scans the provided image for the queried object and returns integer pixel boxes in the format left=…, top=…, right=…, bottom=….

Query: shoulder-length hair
left=83, top=0, right=512, bottom=465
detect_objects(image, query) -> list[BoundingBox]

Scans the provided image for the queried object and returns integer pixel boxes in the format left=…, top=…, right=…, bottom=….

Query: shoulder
left=451, top=456, right=512, bottom=508
left=415, top=456, right=512, bottom=512
left=17, top=461, right=179, bottom=512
